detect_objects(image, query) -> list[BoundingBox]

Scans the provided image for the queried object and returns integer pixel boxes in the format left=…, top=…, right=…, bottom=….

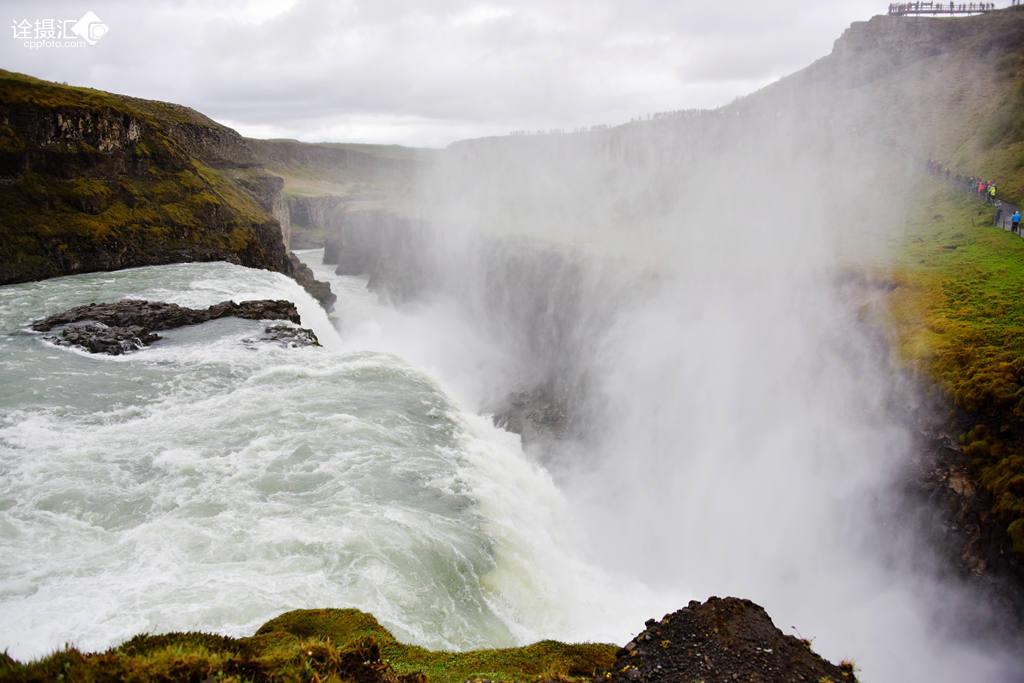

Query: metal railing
left=927, top=160, right=1022, bottom=235
left=888, top=2, right=996, bottom=15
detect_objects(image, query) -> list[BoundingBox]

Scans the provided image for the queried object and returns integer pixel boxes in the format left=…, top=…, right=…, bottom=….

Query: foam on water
left=0, top=260, right=665, bottom=660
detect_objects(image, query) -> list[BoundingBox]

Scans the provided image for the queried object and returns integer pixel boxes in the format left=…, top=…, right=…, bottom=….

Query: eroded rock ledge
left=32, top=299, right=319, bottom=354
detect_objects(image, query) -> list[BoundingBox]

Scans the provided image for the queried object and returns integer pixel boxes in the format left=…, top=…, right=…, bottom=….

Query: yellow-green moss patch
left=0, top=608, right=617, bottom=683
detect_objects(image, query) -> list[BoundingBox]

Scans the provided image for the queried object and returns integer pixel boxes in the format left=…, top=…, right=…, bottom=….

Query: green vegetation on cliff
left=0, top=69, right=287, bottom=284
left=859, top=9, right=1024, bottom=562
left=888, top=183, right=1024, bottom=557
left=246, top=137, right=427, bottom=200
left=0, top=609, right=616, bottom=683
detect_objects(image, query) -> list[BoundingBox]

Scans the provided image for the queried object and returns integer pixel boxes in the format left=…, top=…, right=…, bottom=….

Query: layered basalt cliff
left=0, top=70, right=333, bottom=308
left=323, top=208, right=431, bottom=302
left=235, top=172, right=292, bottom=248
left=287, top=193, right=344, bottom=248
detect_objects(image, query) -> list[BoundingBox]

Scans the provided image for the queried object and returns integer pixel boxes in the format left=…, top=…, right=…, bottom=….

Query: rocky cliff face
left=124, top=97, right=260, bottom=168
left=289, top=195, right=343, bottom=229
left=0, top=69, right=332, bottom=308
left=323, top=208, right=429, bottom=301
left=235, top=172, right=292, bottom=248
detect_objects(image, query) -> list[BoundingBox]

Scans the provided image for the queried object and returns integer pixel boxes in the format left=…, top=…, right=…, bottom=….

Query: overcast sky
left=3, top=0, right=889, bottom=147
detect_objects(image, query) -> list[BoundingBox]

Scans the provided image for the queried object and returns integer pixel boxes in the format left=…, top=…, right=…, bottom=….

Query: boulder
left=52, top=322, right=159, bottom=355
left=250, top=324, right=320, bottom=348
left=32, top=298, right=310, bottom=355
left=604, top=597, right=856, bottom=682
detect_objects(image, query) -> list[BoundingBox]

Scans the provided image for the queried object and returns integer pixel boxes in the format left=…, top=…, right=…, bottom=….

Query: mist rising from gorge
left=353, top=64, right=1024, bottom=680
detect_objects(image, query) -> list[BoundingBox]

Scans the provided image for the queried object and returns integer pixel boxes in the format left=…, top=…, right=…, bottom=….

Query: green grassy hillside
left=0, top=609, right=616, bottom=683
left=888, top=182, right=1024, bottom=557
left=246, top=138, right=430, bottom=199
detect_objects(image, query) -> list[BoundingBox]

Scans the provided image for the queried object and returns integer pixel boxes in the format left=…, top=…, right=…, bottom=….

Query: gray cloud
left=1, top=0, right=882, bottom=145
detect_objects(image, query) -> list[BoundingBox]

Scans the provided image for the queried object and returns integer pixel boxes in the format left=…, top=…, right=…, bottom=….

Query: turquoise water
left=0, top=259, right=655, bottom=659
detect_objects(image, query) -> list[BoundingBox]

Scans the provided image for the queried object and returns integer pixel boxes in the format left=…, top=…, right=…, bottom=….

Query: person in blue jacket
left=1013, top=209, right=1021, bottom=235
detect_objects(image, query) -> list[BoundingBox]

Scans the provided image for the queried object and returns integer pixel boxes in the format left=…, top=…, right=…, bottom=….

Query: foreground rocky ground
left=31, top=298, right=319, bottom=354
left=0, top=598, right=854, bottom=683
left=605, top=598, right=855, bottom=683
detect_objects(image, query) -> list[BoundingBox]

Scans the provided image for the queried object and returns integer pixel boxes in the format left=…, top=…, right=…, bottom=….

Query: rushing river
left=1, top=251, right=1020, bottom=682
left=0, top=253, right=664, bottom=660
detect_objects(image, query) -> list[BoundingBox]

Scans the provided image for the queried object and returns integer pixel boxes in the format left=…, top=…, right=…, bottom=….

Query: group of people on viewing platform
left=926, top=158, right=1021, bottom=234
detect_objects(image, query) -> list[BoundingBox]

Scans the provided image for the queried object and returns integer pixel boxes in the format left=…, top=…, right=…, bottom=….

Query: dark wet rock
left=602, top=597, right=856, bottom=683
left=322, top=209, right=429, bottom=302
left=33, top=299, right=300, bottom=332
left=33, top=298, right=304, bottom=355
left=903, top=420, right=1024, bottom=628
left=249, top=324, right=320, bottom=348
left=286, top=251, right=336, bottom=310
left=492, top=386, right=569, bottom=445
left=51, top=322, right=160, bottom=355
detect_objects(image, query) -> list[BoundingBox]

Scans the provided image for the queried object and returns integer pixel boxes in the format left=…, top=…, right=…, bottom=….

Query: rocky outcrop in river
left=32, top=299, right=317, bottom=354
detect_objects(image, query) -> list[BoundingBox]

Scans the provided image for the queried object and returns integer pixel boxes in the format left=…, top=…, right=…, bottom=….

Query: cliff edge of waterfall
left=0, top=598, right=857, bottom=683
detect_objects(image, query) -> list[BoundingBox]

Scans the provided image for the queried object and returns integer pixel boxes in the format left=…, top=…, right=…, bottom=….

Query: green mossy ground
left=0, top=70, right=124, bottom=111
left=888, top=180, right=1024, bottom=555
left=0, top=159, right=273, bottom=280
left=0, top=69, right=282, bottom=283
left=0, top=609, right=617, bottom=683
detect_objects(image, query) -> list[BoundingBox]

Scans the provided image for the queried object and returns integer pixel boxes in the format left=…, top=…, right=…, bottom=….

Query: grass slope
left=0, top=609, right=616, bottom=683
left=888, top=181, right=1024, bottom=555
